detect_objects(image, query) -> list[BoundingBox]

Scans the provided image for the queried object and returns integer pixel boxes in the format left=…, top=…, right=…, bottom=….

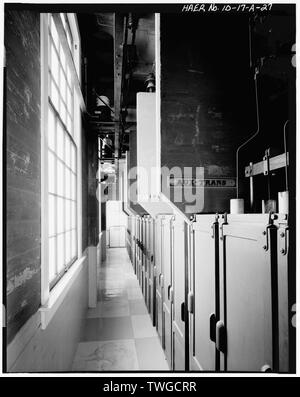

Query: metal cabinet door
left=145, top=217, right=152, bottom=312
left=171, top=217, right=186, bottom=370
left=141, top=218, right=146, bottom=295
left=189, top=214, right=218, bottom=371
left=155, top=215, right=164, bottom=344
left=275, top=214, right=294, bottom=373
left=162, top=215, right=173, bottom=367
left=144, top=217, right=150, bottom=304
left=219, top=214, right=275, bottom=372
left=135, top=217, right=139, bottom=278
left=138, top=218, right=143, bottom=287
left=148, top=218, right=155, bottom=324
left=126, top=217, right=130, bottom=259
left=136, top=217, right=142, bottom=282
left=132, top=217, right=136, bottom=272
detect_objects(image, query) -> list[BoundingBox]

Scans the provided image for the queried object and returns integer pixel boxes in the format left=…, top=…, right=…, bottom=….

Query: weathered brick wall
left=5, top=10, right=93, bottom=346
left=5, top=10, right=41, bottom=344
left=160, top=14, right=255, bottom=214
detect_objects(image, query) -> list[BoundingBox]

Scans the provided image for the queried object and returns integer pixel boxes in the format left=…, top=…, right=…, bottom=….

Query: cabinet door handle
left=216, top=320, right=226, bottom=353
left=209, top=313, right=216, bottom=342
left=167, top=285, right=171, bottom=300
left=188, top=292, right=194, bottom=314
left=181, top=302, right=185, bottom=322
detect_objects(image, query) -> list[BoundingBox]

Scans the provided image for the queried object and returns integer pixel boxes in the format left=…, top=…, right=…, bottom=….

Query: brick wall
left=5, top=10, right=41, bottom=344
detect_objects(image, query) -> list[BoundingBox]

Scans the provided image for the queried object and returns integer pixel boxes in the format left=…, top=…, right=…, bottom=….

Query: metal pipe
left=84, top=57, right=88, bottom=106
left=248, top=18, right=253, bottom=69
left=236, top=69, right=260, bottom=198
left=249, top=162, right=254, bottom=209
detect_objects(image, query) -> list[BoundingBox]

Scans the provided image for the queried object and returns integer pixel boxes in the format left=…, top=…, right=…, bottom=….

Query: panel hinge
left=278, top=226, right=289, bottom=256
left=262, top=223, right=277, bottom=251
left=219, top=213, right=228, bottom=241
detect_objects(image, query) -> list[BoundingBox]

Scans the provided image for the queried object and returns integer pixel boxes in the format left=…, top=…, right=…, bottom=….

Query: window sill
left=39, top=254, right=87, bottom=330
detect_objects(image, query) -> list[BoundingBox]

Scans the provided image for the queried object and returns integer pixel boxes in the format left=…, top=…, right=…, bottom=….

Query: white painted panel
left=109, top=226, right=126, bottom=248
left=136, top=92, right=157, bottom=202
left=136, top=92, right=172, bottom=217
left=106, top=200, right=127, bottom=229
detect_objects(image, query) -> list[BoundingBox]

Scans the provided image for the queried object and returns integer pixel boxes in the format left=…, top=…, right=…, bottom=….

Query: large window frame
left=41, top=13, right=83, bottom=305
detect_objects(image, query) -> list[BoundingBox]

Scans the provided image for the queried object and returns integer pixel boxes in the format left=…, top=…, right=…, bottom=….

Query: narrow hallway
left=72, top=248, right=169, bottom=371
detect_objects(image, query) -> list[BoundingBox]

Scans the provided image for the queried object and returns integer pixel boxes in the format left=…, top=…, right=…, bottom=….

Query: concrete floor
left=72, top=247, right=169, bottom=371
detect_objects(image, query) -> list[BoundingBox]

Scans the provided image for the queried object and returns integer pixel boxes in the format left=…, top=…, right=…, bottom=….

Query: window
left=41, top=13, right=82, bottom=296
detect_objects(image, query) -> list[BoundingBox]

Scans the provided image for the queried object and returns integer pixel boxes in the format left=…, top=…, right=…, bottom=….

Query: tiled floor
left=72, top=247, right=169, bottom=371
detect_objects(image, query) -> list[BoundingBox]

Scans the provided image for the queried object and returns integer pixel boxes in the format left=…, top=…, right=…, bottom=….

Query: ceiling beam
left=113, top=13, right=125, bottom=159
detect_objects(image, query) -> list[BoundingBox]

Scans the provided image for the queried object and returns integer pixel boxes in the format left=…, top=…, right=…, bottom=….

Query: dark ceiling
left=77, top=13, right=155, bottom=114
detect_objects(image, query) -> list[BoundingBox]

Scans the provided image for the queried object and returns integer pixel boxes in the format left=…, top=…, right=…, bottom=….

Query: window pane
left=57, top=160, right=64, bottom=196
left=65, top=231, right=71, bottom=264
left=50, top=16, right=59, bottom=49
left=66, top=22, right=73, bottom=54
left=57, top=122, right=64, bottom=160
left=57, top=233, right=65, bottom=273
left=71, top=172, right=76, bottom=200
left=65, top=135, right=71, bottom=167
left=60, top=69, right=67, bottom=101
left=60, top=44, right=66, bottom=70
left=65, top=168, right=71, bottom=199
left=59, top=100, right=66, bottom=126
left=67, top=65, right=72, bottom=86
left=48, top=194, right=56, bottom=236
left=57, top=197, right=64, bottom=234
left=49, top=237, right=56, bottom=281
left=71, top=229, right=77, bottom=258
left=47, top=14, right=78, bottom=287
left=71, top=144, right=76, bottom=172
left=67, top=114, right=72, bottom=132
left=60, top=13, right=67, bottom=31
left=67, top=88, right=72, bottom=114
left=48, top=108, right=56, bottom=150
left=50, top=79, right=59, bottom=110
left=65, top=200, right=71, bottom=230
left=71, top=202, right=76, bottom=229
left=50, top=44, right=59, bottom=83
left=48, top=151, right=56, bottom=194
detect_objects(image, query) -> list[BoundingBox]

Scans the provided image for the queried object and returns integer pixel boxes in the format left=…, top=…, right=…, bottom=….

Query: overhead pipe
left=235, top=19, right=261, bottom=199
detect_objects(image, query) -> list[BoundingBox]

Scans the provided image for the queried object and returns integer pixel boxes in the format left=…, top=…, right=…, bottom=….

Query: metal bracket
left=169, top=287, right=174, bottom=303
left=263, top=148, right=270, bottom=176
left=219, top=213, right=228, bottom=241
left=247, top=162, right=254, bottom=177
left=211, top=219, right=219, bottom=239
left=190, top=214, right=197, bottom=223
left=279, top=227, right=289, bottom=256
left=211, top=224, right=215, bottom=239
left=263, top=216, right=277, bottom=251
left=159, top=273, right=164, bottom=287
